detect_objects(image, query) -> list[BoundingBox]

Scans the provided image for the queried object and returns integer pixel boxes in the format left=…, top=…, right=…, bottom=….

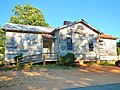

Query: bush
left=60, top=53, right=76, bottom=66
left=23, top=64, right=31, bottom=70
left=115, top=60, right=120, bottom=67
left=0, top=47, right=5, bottom=54
left=99, top=61, right=115, bottom=66
left=14, top=53, right=23, bottom=61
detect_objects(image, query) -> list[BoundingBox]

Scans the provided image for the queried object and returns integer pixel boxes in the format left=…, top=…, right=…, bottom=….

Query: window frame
left=66, top=37, right=73, bottom=50
left=89, top=34, right=94, bottom=51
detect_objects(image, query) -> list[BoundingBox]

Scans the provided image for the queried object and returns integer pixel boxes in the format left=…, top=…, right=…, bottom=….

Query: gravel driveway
left=0, top=65, right=120, bottom=90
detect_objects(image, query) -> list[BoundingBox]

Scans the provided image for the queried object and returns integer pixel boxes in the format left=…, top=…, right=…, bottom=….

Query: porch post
left=52, top=40, right=54, bottom=54
left=52, top=40, right=54, bottom=60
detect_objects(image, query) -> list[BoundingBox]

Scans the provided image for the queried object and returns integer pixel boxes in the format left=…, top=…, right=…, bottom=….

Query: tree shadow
left=63, top=83, right=120, bottom=90
left=0, top=65, right=120, bottom=89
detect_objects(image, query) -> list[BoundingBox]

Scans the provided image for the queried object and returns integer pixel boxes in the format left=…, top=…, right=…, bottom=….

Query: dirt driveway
left=0, top=65, right=120, bottom=90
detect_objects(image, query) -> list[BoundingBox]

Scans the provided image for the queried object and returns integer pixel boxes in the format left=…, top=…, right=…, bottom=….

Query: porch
left=42, top=34, right=57, bottom=61
left=15, top=53, right=58, bottom=66
left=14, top=34, right=58, bottom=65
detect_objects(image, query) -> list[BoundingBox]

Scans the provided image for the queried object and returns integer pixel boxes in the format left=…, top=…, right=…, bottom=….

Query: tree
left=117, top=41, right=120, bottom=47
left=9, top=4, right=49, bottom=27
left=117, top=40, right=120, bottom=56
left=0, top=28, right=6, bottom=54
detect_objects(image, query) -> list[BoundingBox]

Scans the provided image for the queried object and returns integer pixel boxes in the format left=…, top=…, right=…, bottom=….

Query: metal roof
left=2, top=23, right=55, bottom=34
left=52, top=19, right=103, bottom=34
left=100, top=34, right=117, bottom=40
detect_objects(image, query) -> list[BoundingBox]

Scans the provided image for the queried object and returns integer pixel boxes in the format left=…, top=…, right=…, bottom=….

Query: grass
left=32, top=64, right=78, bottom=70
left=85, top=61, right=115, bottom=66
left=0, top=65, right=15, bottom=71
left=99, top=61, right=115, bottom=66
left=0, top=61, right=115, bottom=71
left=84, top=61, right=97, bottom=65
left=0, top=63, right=79, bottom=71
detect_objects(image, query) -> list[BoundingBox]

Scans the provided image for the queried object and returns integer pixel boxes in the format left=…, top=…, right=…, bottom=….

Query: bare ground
left=0, top=65, right=120, bottom=90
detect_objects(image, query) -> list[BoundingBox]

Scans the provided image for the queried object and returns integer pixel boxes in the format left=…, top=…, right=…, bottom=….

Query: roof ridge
left=54, top=19, right=103, bottom=34
left=4, top=23, right=55, bottom=29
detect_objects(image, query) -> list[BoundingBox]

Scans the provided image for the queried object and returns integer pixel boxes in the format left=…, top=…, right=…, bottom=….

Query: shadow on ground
left=63, top=83, right=120, bottom=90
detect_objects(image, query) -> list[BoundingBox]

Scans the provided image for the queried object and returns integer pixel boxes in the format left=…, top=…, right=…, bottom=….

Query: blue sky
left=0, top=0, right=120, bottom=38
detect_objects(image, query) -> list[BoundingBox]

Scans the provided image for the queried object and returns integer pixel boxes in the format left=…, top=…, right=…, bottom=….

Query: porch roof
left=2, top=23, right=55, bottom=34
left=42, top=34, right=52, bottom=39
left=100, top=34, right=117, bottom=40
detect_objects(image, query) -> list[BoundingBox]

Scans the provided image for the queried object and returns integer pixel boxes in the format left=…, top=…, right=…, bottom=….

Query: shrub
left=23, top=64, right=31, bottom=70
left=60, top=53, right=76, bottom=66
left=14, top=53, right=23, bottom=61
left=99, top=61, right=115, bottom=66
left=115, top=60, right=120, bottom=67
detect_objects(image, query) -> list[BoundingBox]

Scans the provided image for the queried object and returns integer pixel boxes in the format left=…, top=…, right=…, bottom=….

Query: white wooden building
left=2, top=19, right=118, bottom=64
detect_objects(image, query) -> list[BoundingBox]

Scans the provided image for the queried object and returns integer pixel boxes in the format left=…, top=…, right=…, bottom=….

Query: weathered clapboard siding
left=53, top=20, right=118, bottom=61
left=5, top=32, right=43, bottom=63
left=54, top=21, right=100, bottom=60
left=2, top=19, right=118, bottom=64
left=2, top=23, right=55, bottom=63
left=99, top=38, right=117, bottom=60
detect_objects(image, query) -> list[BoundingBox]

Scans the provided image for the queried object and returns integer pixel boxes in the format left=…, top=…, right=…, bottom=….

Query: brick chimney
left=64, top=21, right=73, bottom=25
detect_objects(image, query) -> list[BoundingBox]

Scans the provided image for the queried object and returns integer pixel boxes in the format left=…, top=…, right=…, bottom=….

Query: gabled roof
left=100, top=34, right=117, bottom=40
left=52, top=19, right=103, bottom=34
left=2, top=23, right=55, bottom=34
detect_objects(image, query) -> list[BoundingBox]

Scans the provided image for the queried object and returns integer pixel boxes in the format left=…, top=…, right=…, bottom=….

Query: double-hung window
left=89, top=34, right=94, bottom=51
left=67, top=37, right=72, bottom=50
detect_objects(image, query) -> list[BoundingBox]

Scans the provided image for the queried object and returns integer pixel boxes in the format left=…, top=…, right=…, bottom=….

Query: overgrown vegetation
left=60, top=53, right=76, bottom=66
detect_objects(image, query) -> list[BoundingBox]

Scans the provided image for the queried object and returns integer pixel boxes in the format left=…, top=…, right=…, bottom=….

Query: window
left=89, top=34, right=94, bottom=51
left=67, top=37, right=72, bottom=50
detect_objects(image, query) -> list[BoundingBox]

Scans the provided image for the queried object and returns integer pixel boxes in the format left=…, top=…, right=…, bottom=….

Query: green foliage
left=0, top=28, right=6, bottom=54
left=23, top=64, right=31, bottom=70
left=0, top=63, right=78, bottom=71
left=99, top=61, right=115, bottom=66
left=14, top=53, right=23, bottom=61
left=0, top=66, right=15, bottom=71
left=60, top=53, right=76, bottom=66
left=117, top=41, right=120, bottom=47
left=117, top=47, right=120, bottom=55
left=84, top=61, right=97, bottom=65
left=117, top=40, right=120, bottom=55
left=9, top=3, right=49, bottom=27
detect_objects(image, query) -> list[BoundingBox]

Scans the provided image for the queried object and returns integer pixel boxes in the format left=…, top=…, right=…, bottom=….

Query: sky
left=0, top=0, right=120, bottom=38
